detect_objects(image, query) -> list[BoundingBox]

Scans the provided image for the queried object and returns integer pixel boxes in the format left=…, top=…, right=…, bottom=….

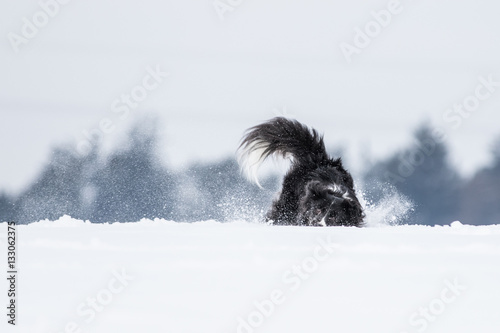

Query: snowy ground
left=1, top=216, right=500, bottom=333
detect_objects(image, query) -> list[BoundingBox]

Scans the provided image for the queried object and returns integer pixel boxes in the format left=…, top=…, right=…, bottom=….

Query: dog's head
left=296, top=162, right=364, bottom=227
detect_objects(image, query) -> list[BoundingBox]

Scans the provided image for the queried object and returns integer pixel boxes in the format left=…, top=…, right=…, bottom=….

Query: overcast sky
left=1, top=0, right=500, bottom=194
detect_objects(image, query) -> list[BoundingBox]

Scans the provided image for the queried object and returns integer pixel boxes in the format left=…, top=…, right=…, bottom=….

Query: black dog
left=238, top=117, right=364, bottom=227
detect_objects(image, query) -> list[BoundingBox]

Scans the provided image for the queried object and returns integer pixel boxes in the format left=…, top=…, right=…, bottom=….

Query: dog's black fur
left=238, top=117, right=364, bottom=227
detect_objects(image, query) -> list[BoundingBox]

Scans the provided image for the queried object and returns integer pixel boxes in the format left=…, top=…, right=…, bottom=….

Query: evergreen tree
left=15, top=147, right=97, bottom=223
left=460, top=137, right=500, bottom=225
left=0, top=192, right=15, bottom=222
left=365, top=124, right=461, bottom=225
left=90, top=119, right=175, bottom=222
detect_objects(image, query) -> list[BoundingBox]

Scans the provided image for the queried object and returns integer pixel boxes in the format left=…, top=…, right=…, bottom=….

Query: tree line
left=1, top=118, right=499, bottom=225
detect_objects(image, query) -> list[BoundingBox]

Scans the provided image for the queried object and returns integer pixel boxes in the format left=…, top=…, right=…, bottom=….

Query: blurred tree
left=15, top=146, right=97, bottom=223
left=459, top=137, right=500, bottom=225
left=177, top=158, right=278, bottom=222
left=0, top=192, right=15, bottom=222
left=23, top=117, right=499, bottom=225
left=90, top=118, right=176, bottom=222
left=364, top=123, right=461, bottom=225
left=10, top=116, right=278, bottom=223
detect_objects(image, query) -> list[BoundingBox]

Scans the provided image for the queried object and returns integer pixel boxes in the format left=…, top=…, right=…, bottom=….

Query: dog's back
left=238, top=117, right=364, bottom=226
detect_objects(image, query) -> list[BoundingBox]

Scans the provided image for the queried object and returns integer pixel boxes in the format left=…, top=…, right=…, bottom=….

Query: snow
left=2, top=216, right=500, bottom=333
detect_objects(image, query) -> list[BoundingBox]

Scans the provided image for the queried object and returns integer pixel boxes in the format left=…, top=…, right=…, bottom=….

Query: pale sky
left=1, top=0, right=500, bottom=194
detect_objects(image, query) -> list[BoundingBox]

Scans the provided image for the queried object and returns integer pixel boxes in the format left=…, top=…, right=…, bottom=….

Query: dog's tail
left=237, top=117, right=328, bottom=186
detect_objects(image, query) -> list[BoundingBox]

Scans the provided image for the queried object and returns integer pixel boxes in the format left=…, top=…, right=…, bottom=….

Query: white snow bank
left=2, top=216, right=500, bottom=333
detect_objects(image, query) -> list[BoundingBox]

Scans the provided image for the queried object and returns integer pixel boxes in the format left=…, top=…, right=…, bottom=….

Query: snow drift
left=1, top=215, right=500, bottom=333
